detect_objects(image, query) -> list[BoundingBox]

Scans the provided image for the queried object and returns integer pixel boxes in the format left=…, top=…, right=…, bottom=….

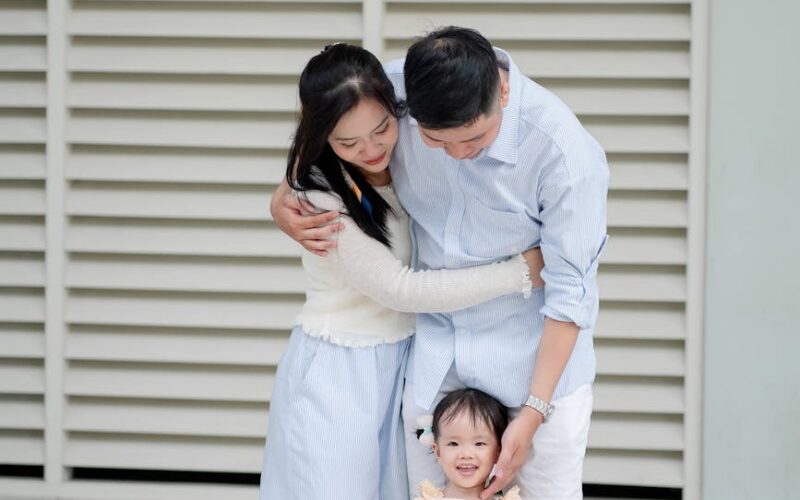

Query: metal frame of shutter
left=0, top=1, right=707, bottom=499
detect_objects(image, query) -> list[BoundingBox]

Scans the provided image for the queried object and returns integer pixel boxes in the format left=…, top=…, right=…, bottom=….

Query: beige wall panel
left=0, top=217, right=46, bottom=251
left=65, top=361, right=275, bottom=402
left=599, top=265, right=685, bottom=302
left=584, top=116, right=689, bottom=153
left=0, top=6, right=46, bottom=474
left=0, top=325, right=45, bottom=358
left=0, top=37, right=46, bottom=70
left=64, top=433, right=263, bottom=472
left=593, top=375, right=683, bottom=414
left=67, top=182, right=274, bottom=220
left=595, top=339, right=684, bottom=377
left=55, top=481, right=258, bottom=500
left=65, top=291, right=301, bottom=330
left=69, top=1, right=362, bottom=39
left=0, top=395, right=45, bottom=429
left=0, top=253, right=45, bottom=287
left=602, top=228, right=686, bottom=265
left=0, top=145, right=46, bottom=179
left=67, top=219, right=298, bottom=258
left=0, top=1, right=47, bottom=36
left=583, top=450, right=682, bottom=487
left=68, top=37, right=350, bottom=75
left=0, top=290, right=45, bottom=323
left=0, top=431, right=44, bottom=464
left=385, top=40, right=690, bottom=78
left=389, top=0, right=690, bottom=3
left=0, top=73, right=47, bottom=107
left=67, top=109, right=294, bottom=148
left=65, top=255, right=306, bottom=294
left=67, top=146, right=286, bottom=184
left=589, top=413, right=683, bottom=451
left=0, top=359, right=45, bottom=394
left=65, top=397, right=267, bottom=438
left=384, top=3, right=690, bottom=41
left=543, top=78, right=689, bottom=116
left=0, top=109, right=46, bottom=143
left=596, top=302, right=685, bottom=340
left=608, top=191, right=687, bottom=228
left=68, top=74, right=299, bottom=112
left=65, top=325, right=288, bottom=365
left=608, top=154, right=688, bottom=190
left=0, top=181, right=45, bottom=216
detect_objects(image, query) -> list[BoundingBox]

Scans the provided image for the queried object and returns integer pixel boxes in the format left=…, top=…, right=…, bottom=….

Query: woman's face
left=328, top=97, right=398, bottom=184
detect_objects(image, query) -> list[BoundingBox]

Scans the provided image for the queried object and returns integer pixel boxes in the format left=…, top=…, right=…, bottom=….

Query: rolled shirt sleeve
left=537, top=137, right=609, bottom=330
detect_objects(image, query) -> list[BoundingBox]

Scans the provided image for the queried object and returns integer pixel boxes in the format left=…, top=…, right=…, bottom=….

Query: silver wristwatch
left=523, top=395, right=555, bottom=422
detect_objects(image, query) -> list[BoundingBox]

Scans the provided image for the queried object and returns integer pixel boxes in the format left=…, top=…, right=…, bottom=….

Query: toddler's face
left=433, top=412, right=500, bottom=491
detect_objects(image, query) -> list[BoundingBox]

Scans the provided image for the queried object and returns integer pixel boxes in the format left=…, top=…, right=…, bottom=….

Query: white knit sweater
left=295, top=185, right=532, bottom=347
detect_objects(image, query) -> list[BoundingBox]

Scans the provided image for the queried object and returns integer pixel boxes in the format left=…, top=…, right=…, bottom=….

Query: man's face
left=416, top=75, right=509, bottom=160
left=417, top=109, right=503, bottom=160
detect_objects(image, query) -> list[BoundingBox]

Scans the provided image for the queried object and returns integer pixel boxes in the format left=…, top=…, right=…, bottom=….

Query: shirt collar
left=484, top=48, right=521, bottom=165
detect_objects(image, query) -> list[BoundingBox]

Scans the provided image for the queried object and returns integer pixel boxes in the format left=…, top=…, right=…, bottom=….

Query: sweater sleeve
left=332, top=209, right=533, bottom=313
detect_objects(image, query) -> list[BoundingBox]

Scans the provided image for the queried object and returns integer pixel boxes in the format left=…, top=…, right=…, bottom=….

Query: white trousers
left=402, top=364, right=593, bottom=500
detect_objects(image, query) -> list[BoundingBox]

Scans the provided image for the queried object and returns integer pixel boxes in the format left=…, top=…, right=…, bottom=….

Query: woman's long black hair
left=286, top=43, right=405, bottom=247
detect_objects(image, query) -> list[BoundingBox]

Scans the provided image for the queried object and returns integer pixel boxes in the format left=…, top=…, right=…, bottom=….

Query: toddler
left=415, top=388, right=521, bottom=500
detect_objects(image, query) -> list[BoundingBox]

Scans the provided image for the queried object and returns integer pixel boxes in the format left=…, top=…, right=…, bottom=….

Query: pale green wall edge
left=704, top=1, right=800, bottom=499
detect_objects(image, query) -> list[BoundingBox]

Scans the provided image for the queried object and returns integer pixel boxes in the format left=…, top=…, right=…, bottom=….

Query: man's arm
left=481, top=139, right=609, bottom=499
left=481, top=318, right=578, bottom=499
left=270, top=178, right=344, bottom=256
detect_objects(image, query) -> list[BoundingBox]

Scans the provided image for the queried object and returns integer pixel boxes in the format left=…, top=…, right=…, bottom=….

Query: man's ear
left=499, top=75, right=510, bottom=108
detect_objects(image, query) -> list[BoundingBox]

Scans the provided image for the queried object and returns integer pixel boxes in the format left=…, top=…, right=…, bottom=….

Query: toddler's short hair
left=432, top=388, right=509, bottom=444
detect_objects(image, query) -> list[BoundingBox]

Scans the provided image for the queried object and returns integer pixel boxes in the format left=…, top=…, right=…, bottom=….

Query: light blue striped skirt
left=260, top=327, right=410, bottom=500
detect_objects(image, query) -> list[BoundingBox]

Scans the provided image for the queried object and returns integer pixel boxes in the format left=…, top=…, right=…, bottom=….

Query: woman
left=259, top=44, right=541, bottom=500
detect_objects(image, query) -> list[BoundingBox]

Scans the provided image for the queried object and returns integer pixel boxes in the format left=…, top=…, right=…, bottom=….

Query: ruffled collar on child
left=413, top=480, right=521, bottom=500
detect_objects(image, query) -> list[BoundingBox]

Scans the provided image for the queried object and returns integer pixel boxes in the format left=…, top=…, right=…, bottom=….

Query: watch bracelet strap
left=523, top=395, right=554, bottom=422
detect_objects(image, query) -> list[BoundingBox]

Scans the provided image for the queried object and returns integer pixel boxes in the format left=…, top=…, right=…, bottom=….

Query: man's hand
left=270, top=182, right=344, bottom=256
left=480, top=409, right=541, bottom=499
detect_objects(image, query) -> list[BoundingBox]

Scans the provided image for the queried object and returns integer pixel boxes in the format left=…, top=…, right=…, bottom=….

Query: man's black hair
left=404, top=26, right=501, bottom=129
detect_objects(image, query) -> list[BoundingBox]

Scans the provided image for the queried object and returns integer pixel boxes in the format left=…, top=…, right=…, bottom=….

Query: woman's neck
left=361, top=168, right=391, bottom=187
left=444, top=482, right=484, bottom=500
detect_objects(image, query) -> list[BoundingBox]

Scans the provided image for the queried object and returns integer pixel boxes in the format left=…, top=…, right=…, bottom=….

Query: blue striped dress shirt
left=384, top=49, right=609, bottom=410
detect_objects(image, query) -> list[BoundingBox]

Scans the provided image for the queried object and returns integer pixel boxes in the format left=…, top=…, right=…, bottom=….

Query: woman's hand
left=522, top=247, right=545, bottom=288
left=270, top=181, right=344, bottom=256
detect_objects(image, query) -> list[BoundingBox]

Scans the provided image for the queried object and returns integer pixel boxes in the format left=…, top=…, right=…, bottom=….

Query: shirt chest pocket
left=464, top=202, right=538, bottom=259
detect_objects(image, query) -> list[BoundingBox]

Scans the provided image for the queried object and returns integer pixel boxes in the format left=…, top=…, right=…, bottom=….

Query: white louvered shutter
left=0, top=0, right=48, bottom=475
left=0, top=1, right=705, bottom=499
left=60, top=0, right=366, bottom=481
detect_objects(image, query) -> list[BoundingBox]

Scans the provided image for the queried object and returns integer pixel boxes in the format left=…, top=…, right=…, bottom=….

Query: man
left=272, top=27, right=608, bottom=499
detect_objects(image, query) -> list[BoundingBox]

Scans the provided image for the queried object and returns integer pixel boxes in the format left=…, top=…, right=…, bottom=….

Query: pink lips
left=364, top=152, right=386, bottom=166
left=456, top=464, right=478, bottom=476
